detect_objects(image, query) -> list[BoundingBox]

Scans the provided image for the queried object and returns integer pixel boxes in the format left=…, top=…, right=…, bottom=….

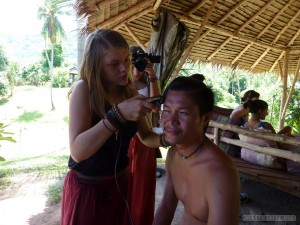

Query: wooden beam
left=269, top=52, right=284, bottom=72
left=245, top=0, right=292, bottom=68
left=281, top=58, right=300, bottom=120
left=112, top=7, right=153, bottom=30
left=192, top=0, right=249, bottom=62
left=231, top=44, right=252, bottom=65
left=153, top=0, right=164, bottom=12
left=123, top=23, right=147, bottom=50
left=255, top=0, right=292, bottom=39
left=95, top=0, right=118, bottom=10
left=251, top=49, right=270, bottom=69
left=96, top=1, right=153, bottom=28
left=235, top=0, right=275, bottom=34
left=171, top=0, right=218, bottom=80
left=207, top=37, right=231, bottom=61
left=186, top=0, right=209, bottom=16
left=215, top=0, right=248, bottom=25
left=279, top=50, right=289, bottom=129
left=208, top=0, right=274, bottom=63
left=209, top=120, right=300, bottom=147
left=177, top=14, right=285, bottom=52
left=252, top=5, right=300, bottom=70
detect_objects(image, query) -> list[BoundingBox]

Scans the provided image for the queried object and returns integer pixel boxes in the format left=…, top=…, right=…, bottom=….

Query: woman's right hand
left=117, top=95, right=159, bottom=121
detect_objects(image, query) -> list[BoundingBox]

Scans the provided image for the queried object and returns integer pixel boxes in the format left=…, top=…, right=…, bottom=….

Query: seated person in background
left=230, top=90, right=260, bottom=126
left=243, top=99, right=291, bottom=135
left=153, top=77, right=240, bottom=225
left=243, top=99, right=292, bottom=149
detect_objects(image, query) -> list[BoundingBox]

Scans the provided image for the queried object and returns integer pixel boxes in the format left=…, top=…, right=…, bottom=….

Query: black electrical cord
left=114, top=132, right=135, bottom=225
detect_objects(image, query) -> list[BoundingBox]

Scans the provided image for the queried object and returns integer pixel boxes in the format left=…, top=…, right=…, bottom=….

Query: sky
left=0, top=0, right=77, bottom=65
left=0, top=0, right=44, bottom=35
left=0, top=0, right=76, bottom=35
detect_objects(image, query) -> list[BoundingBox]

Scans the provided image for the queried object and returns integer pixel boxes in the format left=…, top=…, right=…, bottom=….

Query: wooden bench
left=206, top=107, right=300, bottom=198
left=231, top=156, right=300, bottom=198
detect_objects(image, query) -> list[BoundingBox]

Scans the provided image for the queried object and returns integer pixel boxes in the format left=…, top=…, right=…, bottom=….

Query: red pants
left=127, top=136, right=157, bottom=225
left=61, top=169, right=130, bottom=225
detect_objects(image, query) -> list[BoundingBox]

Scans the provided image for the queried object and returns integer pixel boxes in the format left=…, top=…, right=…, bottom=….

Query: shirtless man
left=153, top=77, right=240, bottom=225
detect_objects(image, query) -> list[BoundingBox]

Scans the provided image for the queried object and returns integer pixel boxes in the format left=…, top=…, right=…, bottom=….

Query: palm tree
left=38, top=0, right=72, bottom=110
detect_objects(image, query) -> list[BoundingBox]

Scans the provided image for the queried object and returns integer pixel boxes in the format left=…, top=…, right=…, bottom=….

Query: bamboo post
left=281, top=58, right=300, bottom=120
left=213, top=127, right=220, bottom=146
left=279, top=49, right=289, bottom=129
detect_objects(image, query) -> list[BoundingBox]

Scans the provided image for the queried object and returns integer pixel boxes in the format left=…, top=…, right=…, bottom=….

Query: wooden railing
left=206, top=120, right=300, bottom=162
left=206, top=120, right=300, bottom=198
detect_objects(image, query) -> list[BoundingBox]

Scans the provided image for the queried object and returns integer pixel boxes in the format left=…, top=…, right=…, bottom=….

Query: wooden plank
left=230, top=157, right=300, bottom=197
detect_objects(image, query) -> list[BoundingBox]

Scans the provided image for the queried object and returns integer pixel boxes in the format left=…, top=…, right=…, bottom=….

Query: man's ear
left=203, top=111, right=212, bottom=126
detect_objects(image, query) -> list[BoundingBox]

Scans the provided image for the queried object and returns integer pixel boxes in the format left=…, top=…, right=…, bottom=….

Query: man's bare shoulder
left=201, top=141, right=238, bottom=176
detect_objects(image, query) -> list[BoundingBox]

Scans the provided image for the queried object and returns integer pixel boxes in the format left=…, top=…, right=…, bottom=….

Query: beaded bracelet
left=112, top=104, right=127, bottom=123
left=149, top=77, right=158, bottom=82
left=160, top=133, right=171, bottom=147
left=106, top=109, right=122, bottom=129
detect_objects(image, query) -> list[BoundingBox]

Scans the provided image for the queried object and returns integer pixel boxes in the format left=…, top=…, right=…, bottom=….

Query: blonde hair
left=71, top=29, right=134, bottom=117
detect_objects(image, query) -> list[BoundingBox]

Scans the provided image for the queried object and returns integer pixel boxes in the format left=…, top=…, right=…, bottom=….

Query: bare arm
left=153, top=149, right=178, bottom=225
left=205, top=163, right=240, bottom=225
left=69, top=80, right=116, bottom=162
left=69, top=82, right=159, bottom=162
left=144, top=58, right=161, bottom=97
left=263, top=122, right=276, bottom=134
left=136, top=117, right=161, bottom=148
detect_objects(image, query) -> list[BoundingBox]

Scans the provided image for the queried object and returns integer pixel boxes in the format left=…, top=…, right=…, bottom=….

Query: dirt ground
left=1, top=163, right=300, bottom=225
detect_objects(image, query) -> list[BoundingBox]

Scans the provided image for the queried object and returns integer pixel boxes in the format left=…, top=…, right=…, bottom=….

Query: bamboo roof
left=75, top=0, right=300, bottom=76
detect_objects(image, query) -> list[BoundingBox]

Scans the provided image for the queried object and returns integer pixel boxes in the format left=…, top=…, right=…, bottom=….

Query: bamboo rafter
left=95, top=1, right=153, bottom=28
left=95, top=0, right=118, bottom=10
left=208, top=0, right=275, bottom=63
left=233, top=0, right=291, bottom=66
left=172, top=0, right=218, bottom=80
left=112, top=7, right=153, bottom=30
left=123, top=23, right=147, bottom=50
left=186, top=0, right=209, bottom=16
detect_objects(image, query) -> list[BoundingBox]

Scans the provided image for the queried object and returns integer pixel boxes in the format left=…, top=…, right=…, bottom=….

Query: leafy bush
left=52, top=70, right=69, bottom=88
left=0, top=123, right=16, bottom=161
left=21, top=63, right=50, bottom=86
left=0, top=81, right=7, bottom=96
left=46, top=179, right=64, bottom=203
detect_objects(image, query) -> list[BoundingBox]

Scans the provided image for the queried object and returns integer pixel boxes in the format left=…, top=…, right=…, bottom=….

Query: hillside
left=0, top=30, right=78, bottom=67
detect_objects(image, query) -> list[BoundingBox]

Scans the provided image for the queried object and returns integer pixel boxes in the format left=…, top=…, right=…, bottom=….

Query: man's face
left=161, top=90, right=209, bottom=146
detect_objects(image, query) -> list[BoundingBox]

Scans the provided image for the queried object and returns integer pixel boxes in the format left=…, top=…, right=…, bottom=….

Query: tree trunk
left=50, top=45, right=55, bottom=110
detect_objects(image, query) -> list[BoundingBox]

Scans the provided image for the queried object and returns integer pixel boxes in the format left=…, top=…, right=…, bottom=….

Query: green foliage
left=6, top=62, right=19, bottom=96
left=41, top=44, right=65, bottom=70
left=52, top=69, right=69, bottom=87
left=0, top=81, right=7, bottom=96
left=46, top=178, right=64, bottom=203
left=0, top=45, right=8, bottom=72
left=0, top=152, right=69, bottom=191
left=285, top=85, right=300, bottom=133
left=0, top=123, right=16, bottom=161
left=17, top=111, right=44, bottom=122
left=20, top=63, right=50, bottom=86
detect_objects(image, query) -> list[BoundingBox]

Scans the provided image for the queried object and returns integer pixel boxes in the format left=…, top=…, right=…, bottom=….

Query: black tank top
left=68, top=107, right=138, bottom=176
